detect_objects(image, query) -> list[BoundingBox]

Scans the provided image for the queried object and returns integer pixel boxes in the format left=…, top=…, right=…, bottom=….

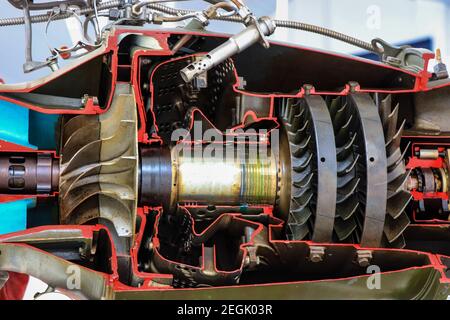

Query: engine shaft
left=0, top=153, right=59, bottom=194
left=139, top=145, right=279, bottom=209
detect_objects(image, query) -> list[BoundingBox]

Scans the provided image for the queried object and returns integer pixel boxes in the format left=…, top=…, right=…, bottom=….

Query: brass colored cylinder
left=172, top=146, right=278, bottom=206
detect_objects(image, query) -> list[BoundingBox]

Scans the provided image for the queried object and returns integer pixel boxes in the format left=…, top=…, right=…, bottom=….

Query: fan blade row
left=59, top=85, right=139, bottom=239
left=279, top=92, right=411, bottom=248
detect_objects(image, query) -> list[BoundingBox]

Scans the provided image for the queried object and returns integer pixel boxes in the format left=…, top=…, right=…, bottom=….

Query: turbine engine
left=0, top=19, right=448, bottom=297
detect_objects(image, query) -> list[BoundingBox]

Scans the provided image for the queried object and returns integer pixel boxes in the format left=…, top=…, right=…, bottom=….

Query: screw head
left=358, top=257, right=370, bottom=267
left=310, top=253, right=323, bottom=263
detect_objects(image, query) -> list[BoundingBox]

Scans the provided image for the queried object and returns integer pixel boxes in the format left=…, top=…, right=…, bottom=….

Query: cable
left=0, top=0, right=121, bottom=26
left=152, top=2, right=236, bottom=23
left=156, top=13, right=198, bottom=22
left=92, top=0, right=101, bottom=38
left=0, top=1, right=376, bottom=52
left=273, top=20, right=374, bottom=52
left=0, top=1, right=191, bottom=26
left=133, top=0, right=193, bottom=12
left=22, top=0, right=33, bottom=63
left=143, top=4, right=375, bottom=51
left=7, top=0, right=88, bottom=11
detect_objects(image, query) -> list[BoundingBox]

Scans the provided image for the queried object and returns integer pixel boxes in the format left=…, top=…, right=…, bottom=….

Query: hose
left=7, top=0, right=88, bottom=11
left=0, top=0, right=121, bottom=26
left=133, top=0, right=192, bottom=12
left=0, top=1, right=376, bottom=52
left=273, top=20, right=374, bottom=52
left=144, top=3, right=375, bottom=51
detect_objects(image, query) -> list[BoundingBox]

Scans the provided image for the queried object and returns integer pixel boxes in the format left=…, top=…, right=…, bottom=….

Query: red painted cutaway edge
left=0, top=28, right=449, bottom=297
left=406, top=143, right=450, bottom=224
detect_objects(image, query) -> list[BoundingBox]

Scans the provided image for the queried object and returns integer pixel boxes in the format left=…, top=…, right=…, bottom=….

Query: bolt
left=358, top=257, right=370, bottom=267
left=310, top=253, right=323, bottom=263
left=357, top=250, right=372, bottom=267
left=309, top=246, right=325, bottom=263
left=147, top=239, right=154, bottom=251
left=303, top=84, right=314, bottom=95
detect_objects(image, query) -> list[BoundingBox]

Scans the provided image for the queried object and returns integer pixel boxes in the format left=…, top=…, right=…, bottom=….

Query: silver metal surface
left=180, top=16, right=276, bottom=83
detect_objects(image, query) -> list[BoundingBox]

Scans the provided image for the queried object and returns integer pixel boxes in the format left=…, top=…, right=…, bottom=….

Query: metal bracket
left=372, top=38, right=433, bottom=73
left=244, top=246, right=260, bottom=270
left=22, top=0, right=59, bottom=73
left=253, top=16, right=271, bottom=49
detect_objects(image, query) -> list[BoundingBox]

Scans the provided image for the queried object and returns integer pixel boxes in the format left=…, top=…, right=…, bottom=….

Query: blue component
left=0, top=99, right=36, bottom=149
left=0, top=198, right=35, bottom=235
left=29, top=110, right=59, bottom=150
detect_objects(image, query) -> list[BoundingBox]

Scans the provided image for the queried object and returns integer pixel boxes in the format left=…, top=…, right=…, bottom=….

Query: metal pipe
left=180, top=16, right=276, bottom=83
left=22, top=0, right=33, bottom=66
left=171, top=34, right=193, bottom=52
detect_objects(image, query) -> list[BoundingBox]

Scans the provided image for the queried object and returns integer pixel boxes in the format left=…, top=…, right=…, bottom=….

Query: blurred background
left=0, top=0, right=449, bottom=83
